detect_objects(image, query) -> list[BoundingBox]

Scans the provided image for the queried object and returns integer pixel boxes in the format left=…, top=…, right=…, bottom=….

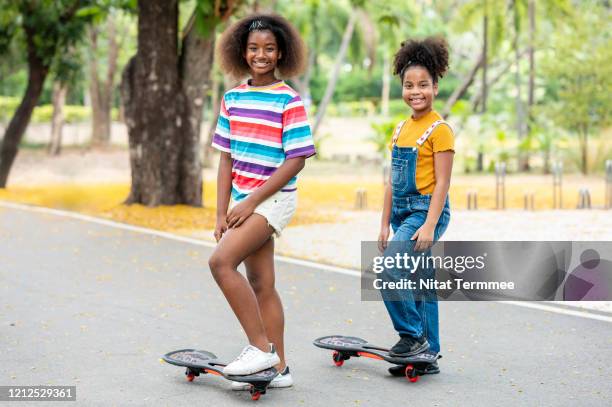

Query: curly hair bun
left=217, top=13, right=306, bottom=80
left=392, top=36, right=449, bottom=83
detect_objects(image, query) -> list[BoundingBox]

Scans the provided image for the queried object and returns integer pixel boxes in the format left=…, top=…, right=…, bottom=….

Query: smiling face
left=244, top=29, right=281, bottom=83
left=401, top=66, right=438, bottom=116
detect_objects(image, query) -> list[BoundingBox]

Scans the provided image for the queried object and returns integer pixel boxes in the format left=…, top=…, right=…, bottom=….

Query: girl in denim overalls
left=378, top=37, right=454, bottom=375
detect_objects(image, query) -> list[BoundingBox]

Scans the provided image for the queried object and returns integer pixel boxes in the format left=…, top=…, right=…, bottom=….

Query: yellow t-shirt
left=389, top=110, right=454, bottom=195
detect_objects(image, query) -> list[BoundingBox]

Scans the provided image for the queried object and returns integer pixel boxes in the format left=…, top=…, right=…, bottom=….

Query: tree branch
left=442, top=51, right=484, bottom=118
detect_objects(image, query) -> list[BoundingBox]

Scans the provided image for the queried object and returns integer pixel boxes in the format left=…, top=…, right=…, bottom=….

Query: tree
left=481, top=0, right=488, bottom=113
left=280, top=0, right=379, bottom=120
left=88, top=12, right=124, bottom=147
left=0, top=0, right=95, bottom=187
left=524, top=0, right=571, bottom=171
left=49, top=41, right=83, bottom=156
left=285, top=0, right=321, bottom=109
left=375, top=11, right=406, bottom=117
left=445, top=0, right=510, bottom=178
left=511, top=0, right=571, bottom=171
left=441, top=51, right=484, bottom=118
left=453, top=0, right=507, bottom=116
left=311, top=2, right=361, bottom=137
left=120, top=0, right=238, bottom=206
left=48, top=81, right=68, bottom=155
left=541, top=4, right=611, bottom=174
left=511, top=0, right=529, bottom=171
left=452, top=0, right=557, bottom=171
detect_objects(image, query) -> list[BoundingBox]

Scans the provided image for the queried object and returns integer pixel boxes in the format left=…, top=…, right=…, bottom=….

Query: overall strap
left=391, top=120, right=406, bottom=145
left=416, top=120, right=452, bottom=146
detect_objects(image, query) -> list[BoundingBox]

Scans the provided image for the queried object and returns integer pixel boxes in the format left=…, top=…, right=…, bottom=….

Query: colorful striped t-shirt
left=211, top=81, right=316, bottom=202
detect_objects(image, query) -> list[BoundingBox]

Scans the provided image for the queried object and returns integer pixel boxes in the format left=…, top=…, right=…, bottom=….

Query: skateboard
left=161, top=349, right=277, bottom=400
left=313, top=335, right=441, bottom=383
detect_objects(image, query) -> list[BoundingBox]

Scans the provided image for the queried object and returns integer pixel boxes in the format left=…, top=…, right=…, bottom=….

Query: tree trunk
left=120, top=0, right=227, bottom=206
left=88, top=28, right=104, bottom=145
left=121, top=0, right=187, bottom=206
left=296, top=1, right=319, bottom=112
left=0, top=24, right=49, bottom=187
left=381, top=49, right=390, bottom=116
left=89, top=16, right=119, bottom=147
left=477, top=149, right=484, bottom=172
left=296, top=45, right=315, bottom=110
left=481, top=2, right=488, bottom=113
left=526, top=0, right=535, bottom=163
left=515, top=2, right=529, bottom=171
left=202, top=73, right=220, bottom=167
left=252, top=0, right=276, bottom=12
left=581, top=125, right=588, bottom=175
left=312, top=10, right=357, bottom=137
left=48, top=81, right=67, bottom=156
left=527, top=0, right=535, bottom=108
left=471, top=48, right=528, bottom=111
left=442, top=51, right=484, bottom=118
left=177, top=13, right=217, bottom=206
left=91, top=99, right=111, bottom=146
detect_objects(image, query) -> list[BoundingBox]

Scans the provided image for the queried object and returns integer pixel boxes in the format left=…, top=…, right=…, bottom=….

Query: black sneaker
left=388, top=360, right=440, bottom=376
left=389, top=335, right=429, bottom=357
left=424, top=360, right=440, bottom=374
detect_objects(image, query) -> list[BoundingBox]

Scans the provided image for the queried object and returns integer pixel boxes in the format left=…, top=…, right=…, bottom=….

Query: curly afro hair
left=217, top=13, right=306, bottom=80
left=392, top=36, right=449, bottom=84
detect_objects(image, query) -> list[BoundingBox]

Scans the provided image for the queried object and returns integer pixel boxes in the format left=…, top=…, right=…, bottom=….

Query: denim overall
left=381, top=121, right=451, bottom=354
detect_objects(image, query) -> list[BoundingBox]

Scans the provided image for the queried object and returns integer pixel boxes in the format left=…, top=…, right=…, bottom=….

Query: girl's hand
left=411, top=223, right=435, bottom=252
left=378, top=225, right=390, bottom=253
left=214, top=217, right=228, bottom=242
left=226, top=199, right=256, bottom=229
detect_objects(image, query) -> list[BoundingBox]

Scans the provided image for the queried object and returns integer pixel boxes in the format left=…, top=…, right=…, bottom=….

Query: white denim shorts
left=232, top=191, right=297, bottom=237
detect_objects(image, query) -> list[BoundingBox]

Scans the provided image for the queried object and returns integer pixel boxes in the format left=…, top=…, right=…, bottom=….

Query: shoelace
left=236, top=345, right=259, bottom=362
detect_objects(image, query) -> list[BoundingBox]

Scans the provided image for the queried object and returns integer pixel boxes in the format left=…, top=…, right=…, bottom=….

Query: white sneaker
left=231, top=366, right=293, bottom=391
left=223, top=344, right=280, bottom=376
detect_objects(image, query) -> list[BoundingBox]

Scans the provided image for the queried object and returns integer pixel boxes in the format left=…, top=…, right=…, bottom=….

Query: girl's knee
left=208, top=252, right=234, bottom=277
left=248, top=276, right=274, bottom=296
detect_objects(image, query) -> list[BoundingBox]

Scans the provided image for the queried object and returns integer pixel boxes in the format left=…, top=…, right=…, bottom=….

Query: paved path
left=1, top=205, right=610, bottom=406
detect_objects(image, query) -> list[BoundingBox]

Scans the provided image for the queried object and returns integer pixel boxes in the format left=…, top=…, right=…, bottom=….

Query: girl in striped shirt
left=208, top=14, right=315, bottom=387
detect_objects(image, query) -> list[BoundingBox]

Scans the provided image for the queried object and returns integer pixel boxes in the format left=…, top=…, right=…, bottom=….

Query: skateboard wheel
left=405, top=365, right=419, bottom=383
left=250, top=385, right=264, bottom=400
left=332, top=351, right=345, bottom=367
left=185, top=368, right=197, bottom=382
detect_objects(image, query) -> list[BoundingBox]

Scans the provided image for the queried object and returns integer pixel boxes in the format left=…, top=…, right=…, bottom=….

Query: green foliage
left=388, top=99, right=409, bottom=117
left=0, top=0, right=607, bottom=177
left=309, top=65, right=403, bottom=104
left=312, top=132, right=330, bottom=160
left=539, top=1, right=611, bottom=172
left=0, top=96, right=21, bottom=123
left=0, top=0, right=99, bottom=92
left=31, top=105, right=90, bottom=123
left=194, top=1, right=221, bottom=37
left=0, top=5, right=20, bottom=56
left=541, top=11, right=611, bottom=132
left=369, top=115, right=404, bottom=157
left=18, top=141, right=49, bottom=150
left=0, top=96, right=100, bottom=123
left=326, top=100, right=376, bottom=117
left=561, top=135, right=612, bottom=174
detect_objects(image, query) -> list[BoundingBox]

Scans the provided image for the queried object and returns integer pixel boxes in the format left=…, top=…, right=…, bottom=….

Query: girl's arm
left=214, top=151, right=233, bottom=241
left=226, top=157, right=306, bottom=228
left=378, top=176, right=393, bottom=252
left=412, top=151, right=454, bottom=251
